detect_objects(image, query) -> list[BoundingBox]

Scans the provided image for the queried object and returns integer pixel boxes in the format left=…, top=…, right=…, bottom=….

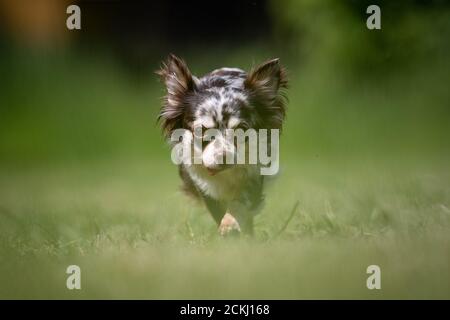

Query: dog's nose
left=202, top=138, right=235, bottom=174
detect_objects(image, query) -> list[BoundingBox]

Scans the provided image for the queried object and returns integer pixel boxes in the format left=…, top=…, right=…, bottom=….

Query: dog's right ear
left=156, top=54, right=197, bottom=136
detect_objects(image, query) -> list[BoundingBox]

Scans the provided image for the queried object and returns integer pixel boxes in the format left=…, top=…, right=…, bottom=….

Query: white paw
left=219, top=213, right=241, bottom=236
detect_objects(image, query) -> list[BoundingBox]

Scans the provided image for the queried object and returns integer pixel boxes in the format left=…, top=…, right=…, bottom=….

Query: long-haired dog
left=157, top=54, right=288, bottom=236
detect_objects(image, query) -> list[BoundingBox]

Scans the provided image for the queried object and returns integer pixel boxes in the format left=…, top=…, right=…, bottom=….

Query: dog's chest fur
left=184, top=164, right=259, bottom=202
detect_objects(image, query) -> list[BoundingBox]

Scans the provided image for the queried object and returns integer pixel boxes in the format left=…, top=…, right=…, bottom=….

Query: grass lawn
left=0, top=52, right=449, bottom=299
left=0, top=158, right=448, bottom=299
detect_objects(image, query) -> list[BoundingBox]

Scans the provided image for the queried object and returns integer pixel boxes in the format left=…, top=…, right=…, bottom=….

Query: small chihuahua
left=157, top=54, right=288, bottom=235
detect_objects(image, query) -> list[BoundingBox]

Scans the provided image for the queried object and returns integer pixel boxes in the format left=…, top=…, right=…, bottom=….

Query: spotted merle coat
left=157, top=54, right=288, bottom=235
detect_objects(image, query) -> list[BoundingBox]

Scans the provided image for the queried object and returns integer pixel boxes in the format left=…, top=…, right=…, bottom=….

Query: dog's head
left=157, top=54, right=288, bottom=174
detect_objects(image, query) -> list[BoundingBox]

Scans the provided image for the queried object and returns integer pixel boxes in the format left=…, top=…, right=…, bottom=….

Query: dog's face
left=157, top=54, right=287, bottom=173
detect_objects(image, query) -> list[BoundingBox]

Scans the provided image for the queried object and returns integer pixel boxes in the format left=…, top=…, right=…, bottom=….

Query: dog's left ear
left=244, top=58, right=288, bottom=129
left=157, top=54, right=198, bottom=137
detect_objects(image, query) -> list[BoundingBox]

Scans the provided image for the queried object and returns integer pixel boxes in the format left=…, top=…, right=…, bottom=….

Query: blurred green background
left=0, top=0, right=449, bottom=299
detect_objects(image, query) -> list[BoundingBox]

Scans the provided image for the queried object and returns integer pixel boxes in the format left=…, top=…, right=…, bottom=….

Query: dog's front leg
left=218, top=212, right=241, bottom=236
left=219, top=205, right=254, bottom=236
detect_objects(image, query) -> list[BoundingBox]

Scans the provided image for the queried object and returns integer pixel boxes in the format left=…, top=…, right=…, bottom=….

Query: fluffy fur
left=157, top=54, right=288, bottom=235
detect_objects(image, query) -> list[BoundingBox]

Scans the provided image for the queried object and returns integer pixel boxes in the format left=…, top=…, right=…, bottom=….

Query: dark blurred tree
left=270, top=0, right=450, bottom=77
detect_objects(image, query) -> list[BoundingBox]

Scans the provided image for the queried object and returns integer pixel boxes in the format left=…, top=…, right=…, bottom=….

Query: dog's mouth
left=206, top=167, right=222, bottom=176
left=205, top=165, right=233, bottom=176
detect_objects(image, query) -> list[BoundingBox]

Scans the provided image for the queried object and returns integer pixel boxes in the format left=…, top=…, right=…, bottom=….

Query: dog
left=157, top=54, right=288, bottom=236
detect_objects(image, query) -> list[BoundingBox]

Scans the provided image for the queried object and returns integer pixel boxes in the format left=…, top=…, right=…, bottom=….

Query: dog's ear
left=157, top=54, right=197, bottom=136
left=244, top=58, right=288, bottom=129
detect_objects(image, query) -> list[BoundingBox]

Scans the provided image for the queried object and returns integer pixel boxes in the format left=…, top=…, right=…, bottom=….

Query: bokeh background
left=0, top=0, right=449, bottom=299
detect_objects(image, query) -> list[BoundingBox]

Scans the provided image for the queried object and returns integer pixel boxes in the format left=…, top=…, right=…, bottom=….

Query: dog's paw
left=219, top=213, right=241, bottom=237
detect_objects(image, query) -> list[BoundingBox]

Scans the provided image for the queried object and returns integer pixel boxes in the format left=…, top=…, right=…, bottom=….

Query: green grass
left=0, top=50, right=449, bottom=299
left=0, top=158, right=449, bottom=299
